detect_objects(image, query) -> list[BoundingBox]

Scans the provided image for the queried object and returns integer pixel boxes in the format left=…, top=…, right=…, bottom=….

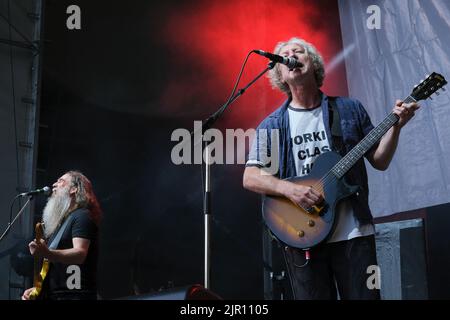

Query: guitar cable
left=292, top=249, right=310, bottom=268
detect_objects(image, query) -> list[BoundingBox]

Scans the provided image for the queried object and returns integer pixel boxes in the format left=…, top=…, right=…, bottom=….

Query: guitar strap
left=327, top=96, right=345, bottom=156
left=48, top=213, right=75, bottom=250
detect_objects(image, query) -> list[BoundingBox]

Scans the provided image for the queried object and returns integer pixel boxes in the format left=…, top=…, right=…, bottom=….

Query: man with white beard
left=22, top=171, right=102, bottom=300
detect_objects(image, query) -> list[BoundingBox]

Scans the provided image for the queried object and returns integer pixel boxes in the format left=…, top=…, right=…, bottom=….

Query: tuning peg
left=429, top=96, right=433, bottom=100
left=436, top=91, right=440, bottom=96
left=442, top=87, right=447, bottom=92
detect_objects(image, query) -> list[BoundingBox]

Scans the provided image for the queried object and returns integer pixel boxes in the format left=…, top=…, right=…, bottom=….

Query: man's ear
left=69, top=186, right=78, bottom=196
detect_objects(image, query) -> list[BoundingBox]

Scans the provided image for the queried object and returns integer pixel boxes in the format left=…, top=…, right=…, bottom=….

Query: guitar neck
left=33, top=256, right=41, bottom=283
left=33, top=222, right=44, bottom=285
left=331, top=95, right=416, bottom=179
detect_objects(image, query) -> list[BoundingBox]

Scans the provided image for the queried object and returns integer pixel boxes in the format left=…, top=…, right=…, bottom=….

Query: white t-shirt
left=288, top=105, right=374, bottom=243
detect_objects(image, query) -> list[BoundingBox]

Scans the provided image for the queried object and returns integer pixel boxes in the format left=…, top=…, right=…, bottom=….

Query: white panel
left=338, top=0, right=450, bottom=217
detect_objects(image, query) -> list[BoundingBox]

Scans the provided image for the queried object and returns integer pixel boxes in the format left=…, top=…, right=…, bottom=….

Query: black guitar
left=263, top=72, right=447, bottom=249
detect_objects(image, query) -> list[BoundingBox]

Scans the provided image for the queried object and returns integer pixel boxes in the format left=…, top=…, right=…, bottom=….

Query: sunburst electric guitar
left=29, top=222, right=50, bottom=300
left=263, top=72, right=447, bottom=249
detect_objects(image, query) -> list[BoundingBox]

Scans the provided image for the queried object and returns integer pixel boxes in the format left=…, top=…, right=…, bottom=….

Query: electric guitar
left=263, top=72, right=447, bottom=249
left=29, top=222, right=50, bottom=300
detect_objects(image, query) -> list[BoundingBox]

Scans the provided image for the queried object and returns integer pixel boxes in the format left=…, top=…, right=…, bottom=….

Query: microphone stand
left=0, top=195, right=33, bottom=242
left=196, top=61, right=276, bottom=289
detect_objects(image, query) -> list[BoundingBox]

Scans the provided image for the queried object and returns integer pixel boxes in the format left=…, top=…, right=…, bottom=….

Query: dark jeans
left=283, top=235, right=381, bottom=300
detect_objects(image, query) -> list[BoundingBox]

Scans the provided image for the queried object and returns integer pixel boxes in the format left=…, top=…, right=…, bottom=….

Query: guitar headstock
left=411, top=72, right=447, bottom=101
left=35, top=222, right=44, bottom=241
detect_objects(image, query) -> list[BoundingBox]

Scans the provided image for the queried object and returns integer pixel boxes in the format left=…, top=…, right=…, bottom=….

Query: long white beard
left=42, top=188, right=72, bottom=238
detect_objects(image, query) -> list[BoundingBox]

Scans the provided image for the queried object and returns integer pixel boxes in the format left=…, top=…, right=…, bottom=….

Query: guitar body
left=29, top=260, right=50, bottom=300
left=263, top=151, right=359, bottom=249
left=29, top=222, right=50, bottom=300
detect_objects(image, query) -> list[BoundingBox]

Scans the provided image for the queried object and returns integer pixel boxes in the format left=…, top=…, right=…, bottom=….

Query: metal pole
left=204, top=143, right=211, bottom=289
left=0, top=196, right=33, bottom=242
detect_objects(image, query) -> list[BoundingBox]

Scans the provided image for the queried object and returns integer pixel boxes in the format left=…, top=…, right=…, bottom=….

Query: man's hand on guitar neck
left=29, top=238, right=50, bottom=259
left=393, top=100, right=420, bottom=128
left=367, top=100, right=420, bottom=171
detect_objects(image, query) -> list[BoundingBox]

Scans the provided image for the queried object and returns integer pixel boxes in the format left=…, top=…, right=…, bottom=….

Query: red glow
left=160, top=0, right=347, bottom=129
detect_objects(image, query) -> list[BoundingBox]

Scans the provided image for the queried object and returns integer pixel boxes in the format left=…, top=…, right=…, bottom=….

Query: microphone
left=19, top=186, right=51, bottom=197
left=254, top=50, right=303, bottom=69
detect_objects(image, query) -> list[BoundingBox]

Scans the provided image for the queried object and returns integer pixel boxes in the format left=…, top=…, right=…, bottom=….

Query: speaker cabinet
left=375, top=218, right=428, bottom=299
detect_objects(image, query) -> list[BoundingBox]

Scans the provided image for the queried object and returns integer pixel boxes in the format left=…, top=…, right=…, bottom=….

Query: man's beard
left=42, top=188, right=72, bottom=238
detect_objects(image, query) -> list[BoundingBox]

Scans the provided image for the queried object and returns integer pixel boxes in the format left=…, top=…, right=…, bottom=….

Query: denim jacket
left=247, top=93, right=378, bottom=224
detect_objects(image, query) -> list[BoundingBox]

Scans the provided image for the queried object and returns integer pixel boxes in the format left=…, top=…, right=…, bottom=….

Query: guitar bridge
left=306, top=201, right=328, bottom=216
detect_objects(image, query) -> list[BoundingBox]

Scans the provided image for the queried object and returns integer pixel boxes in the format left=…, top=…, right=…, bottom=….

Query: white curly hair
left=267, top=37, right=325, bottom=94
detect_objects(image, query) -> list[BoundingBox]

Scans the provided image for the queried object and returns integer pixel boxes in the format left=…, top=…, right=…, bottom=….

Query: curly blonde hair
left=268, top=37, right=325, bottom=94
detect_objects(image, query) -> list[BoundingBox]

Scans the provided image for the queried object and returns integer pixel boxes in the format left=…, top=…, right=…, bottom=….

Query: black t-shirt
left=45, top=208, right=98, bottom=297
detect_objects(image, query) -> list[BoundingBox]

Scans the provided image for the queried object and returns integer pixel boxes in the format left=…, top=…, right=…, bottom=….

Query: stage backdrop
left=339, top=0, right=450, bottom=217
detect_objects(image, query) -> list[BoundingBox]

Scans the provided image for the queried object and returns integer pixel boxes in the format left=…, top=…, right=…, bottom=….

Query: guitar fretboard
left=332, top=95, right=416, bottom=179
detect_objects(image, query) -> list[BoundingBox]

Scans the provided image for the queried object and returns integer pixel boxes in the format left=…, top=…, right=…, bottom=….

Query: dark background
left=34, top=0, right=347, bottom=299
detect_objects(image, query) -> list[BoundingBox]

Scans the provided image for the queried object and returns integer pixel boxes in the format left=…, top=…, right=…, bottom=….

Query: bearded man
left=22, top=171, right=102, bottom=300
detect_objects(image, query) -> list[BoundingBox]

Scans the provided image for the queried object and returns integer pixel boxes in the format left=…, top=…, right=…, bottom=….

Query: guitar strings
left=307, top=95, right=416, bottom=204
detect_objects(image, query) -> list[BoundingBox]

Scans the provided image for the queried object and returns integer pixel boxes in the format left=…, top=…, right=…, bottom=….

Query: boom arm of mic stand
left=0, top=195, right=34, bottom=242
left=201, top=61, right=276, bottom=132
